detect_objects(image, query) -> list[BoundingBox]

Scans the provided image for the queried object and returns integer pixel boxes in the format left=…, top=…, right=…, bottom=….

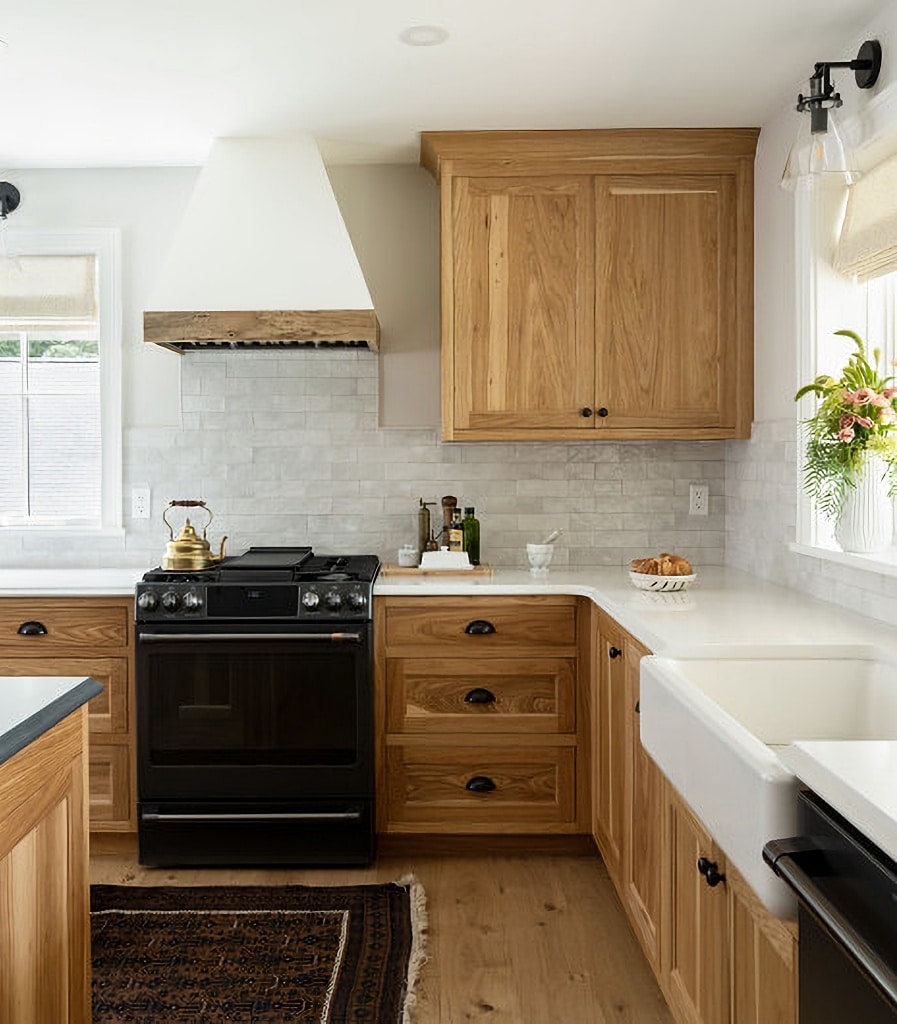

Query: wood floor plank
left=90, top=850, right=673, bottom=1023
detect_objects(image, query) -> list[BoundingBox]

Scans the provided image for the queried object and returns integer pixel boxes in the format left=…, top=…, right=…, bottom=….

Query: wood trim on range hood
left=144, top=136, right=380, bottom=353
left=143, top=310, right=380, bottom=353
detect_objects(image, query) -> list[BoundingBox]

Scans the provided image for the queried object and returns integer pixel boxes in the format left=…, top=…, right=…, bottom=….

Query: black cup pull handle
left=465, top=775, right=497, bottom=793
left=464, top=619, right=496, bottom=635
left=464, top=687, right=497, bottom=705
left=608, top=646, right=622, bottom=658
left=17, top=620, right=48, bottom=636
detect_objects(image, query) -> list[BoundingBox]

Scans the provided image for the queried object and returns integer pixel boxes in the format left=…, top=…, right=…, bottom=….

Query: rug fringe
left=395, top=874, right=429, bottom=1024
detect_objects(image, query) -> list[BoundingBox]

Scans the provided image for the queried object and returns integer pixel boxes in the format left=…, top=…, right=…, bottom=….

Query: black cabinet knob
left=465, top=775, right=497, bottom=793
left=581, top=407, right=594, bottom=418
left=634, top=700, right=640, bottom=715
left=608, top=646, right=622, bottom=659
left=465, top=619, right=496, bottom=635
left=597, top=407, right=609, bottom=418
left=464, top=687, right=497, bottom=705
left=697, top=857, right=725, bottom=888
left=17, top=620, right=48, bottom=636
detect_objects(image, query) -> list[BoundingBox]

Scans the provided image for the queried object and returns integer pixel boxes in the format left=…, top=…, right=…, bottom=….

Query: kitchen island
left=0, top=674, right=101, bottom=1024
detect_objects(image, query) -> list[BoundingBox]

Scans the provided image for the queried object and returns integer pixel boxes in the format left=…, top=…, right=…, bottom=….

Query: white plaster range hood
left=144, top=136, right=379, bottom=352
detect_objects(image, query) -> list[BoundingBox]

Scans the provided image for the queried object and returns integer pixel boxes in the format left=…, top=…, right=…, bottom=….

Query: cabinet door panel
left=592, top=612, right=626, bottom=884
left=623, top=637, right=665, bottom=973
left=450, top=175, right=595, bottom=434
left=594, top=174, right=737, bottom=431
left=666, top=792, right=729, bottom=1024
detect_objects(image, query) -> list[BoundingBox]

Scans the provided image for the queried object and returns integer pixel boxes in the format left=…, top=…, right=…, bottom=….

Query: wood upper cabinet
left=448, top=175, right=595, bottom=434
left=421, top=129, right=757, bottom=441
left=0, top=596, right=135, bottom=835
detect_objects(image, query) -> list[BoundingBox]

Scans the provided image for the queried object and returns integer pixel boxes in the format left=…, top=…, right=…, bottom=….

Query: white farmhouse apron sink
left=639, top=645, right=897, bottom=917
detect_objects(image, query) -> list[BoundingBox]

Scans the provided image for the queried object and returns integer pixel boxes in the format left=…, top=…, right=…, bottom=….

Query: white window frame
left=0, top=228, right=122, bottom=533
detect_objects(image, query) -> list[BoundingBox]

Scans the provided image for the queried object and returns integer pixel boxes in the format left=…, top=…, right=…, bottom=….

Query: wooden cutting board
left=380, top=563, right=494, bottom=577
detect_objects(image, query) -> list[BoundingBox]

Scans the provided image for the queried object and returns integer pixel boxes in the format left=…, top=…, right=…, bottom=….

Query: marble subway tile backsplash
left=0, top=350, right=726, bottom=570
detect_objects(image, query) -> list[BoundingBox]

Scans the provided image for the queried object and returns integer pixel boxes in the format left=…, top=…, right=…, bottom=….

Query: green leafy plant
left=795, top=329, right=897, bottom=521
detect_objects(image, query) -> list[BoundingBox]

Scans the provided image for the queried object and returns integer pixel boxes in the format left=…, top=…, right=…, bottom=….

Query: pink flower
left=853, top=387, right=877, bottom=404
left=855, top=415, right=875, bottom=429
left=838, top=427, right=855, bottom=442
left=880, top=408, right=897, bottom=425
left=884, top=388, right=897, bottom=399
left=870, top=394, right=890, bottom=407
left=839, top=413, right=857, bottom=430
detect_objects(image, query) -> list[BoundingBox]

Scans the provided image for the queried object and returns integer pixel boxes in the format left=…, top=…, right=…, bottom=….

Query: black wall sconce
left=781, top=40, right=883, bottom=190
left=0, top=181, right=20, bottom=219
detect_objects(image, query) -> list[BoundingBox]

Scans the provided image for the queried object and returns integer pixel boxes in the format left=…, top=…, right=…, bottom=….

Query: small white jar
left=398, top=544, right=420, bottom=567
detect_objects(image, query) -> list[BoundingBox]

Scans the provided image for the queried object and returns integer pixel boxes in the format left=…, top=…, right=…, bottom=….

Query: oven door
left=136, top=621, right=373, bottom=802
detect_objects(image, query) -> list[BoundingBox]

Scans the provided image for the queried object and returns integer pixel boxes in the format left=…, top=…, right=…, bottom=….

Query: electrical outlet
left=689, top=483, right=709, bottom=517
left=131, top=485, right=151, bottom=519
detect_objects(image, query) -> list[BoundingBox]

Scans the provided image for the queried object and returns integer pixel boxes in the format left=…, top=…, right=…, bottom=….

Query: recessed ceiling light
left=398, top=25, right=449, bottom=47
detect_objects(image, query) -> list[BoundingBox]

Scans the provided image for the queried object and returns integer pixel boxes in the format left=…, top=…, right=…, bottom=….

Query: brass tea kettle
left=161, top=500, right=228, bottom=571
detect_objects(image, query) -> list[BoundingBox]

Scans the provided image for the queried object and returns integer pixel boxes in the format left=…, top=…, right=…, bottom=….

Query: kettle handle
left=163, top=499, right=213, bottom=539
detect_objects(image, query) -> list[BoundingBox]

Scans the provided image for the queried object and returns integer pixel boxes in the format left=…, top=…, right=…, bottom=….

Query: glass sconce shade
left=781, top=107, right=858, bottom=191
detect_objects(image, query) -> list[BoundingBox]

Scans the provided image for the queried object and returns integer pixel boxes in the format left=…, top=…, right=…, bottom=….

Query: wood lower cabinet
left=0, top=597, right=135, bottom=835
left=0, top=706, right=92, bottom=1023
left=591, top=607, right=627, bottom=884
left=622, top=634, right=666, bottom=974
left=592, top=611, right=796, bottom=1024
left=376, top=595, right=586, bottom=835
left=665, top=790, right=730, bottom=1024
left=421, top=129, right=757, bottom=441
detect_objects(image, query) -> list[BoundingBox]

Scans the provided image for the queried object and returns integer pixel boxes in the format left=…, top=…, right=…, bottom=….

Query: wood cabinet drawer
left=384, top=745, right=576, bottom=831
left=0, top=656, right=129, bottom=734
left=382, top=596, right=577, bottom=655
left=88, top=740, right=134, bottom=830
left=0, top=599, right=130, bottom=651
left=385, top=657, right=576, bottom=734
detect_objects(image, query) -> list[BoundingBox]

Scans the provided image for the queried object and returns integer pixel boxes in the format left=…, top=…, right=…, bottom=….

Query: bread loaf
left=630, top=553, right=693, bottom=576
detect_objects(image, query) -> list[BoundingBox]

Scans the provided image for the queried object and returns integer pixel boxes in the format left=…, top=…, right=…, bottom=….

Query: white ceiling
left=0, top=0, right=888, bottom=168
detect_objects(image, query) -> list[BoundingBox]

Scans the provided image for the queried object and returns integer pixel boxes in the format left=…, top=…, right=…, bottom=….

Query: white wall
left=728, top=0, right=897, bottom=623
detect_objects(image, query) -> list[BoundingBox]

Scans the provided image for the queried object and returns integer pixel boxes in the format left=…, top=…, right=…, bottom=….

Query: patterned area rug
left=91, top=879, right=427, bottom=1023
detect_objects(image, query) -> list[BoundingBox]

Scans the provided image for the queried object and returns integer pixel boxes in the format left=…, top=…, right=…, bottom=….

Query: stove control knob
left=301, top=590, right=320, bottom=609
left=161, top=590, right=180, bottom=612
left=348, top=589, right=366, bottom=610
left=182, top=590, right=203, bottom=611
left=324, top=590, right=343, bottom=610
left=136, top=591, right=159, bottom=612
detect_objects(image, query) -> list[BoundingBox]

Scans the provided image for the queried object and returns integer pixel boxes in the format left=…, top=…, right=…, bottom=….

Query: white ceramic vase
left=834, top=457, right=894, bottom=554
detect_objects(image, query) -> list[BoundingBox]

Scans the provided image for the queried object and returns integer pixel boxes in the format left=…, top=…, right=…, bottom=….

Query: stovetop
left=142, top=547, right=380, bottom=585
left=136, top=547, right=380, bottom=622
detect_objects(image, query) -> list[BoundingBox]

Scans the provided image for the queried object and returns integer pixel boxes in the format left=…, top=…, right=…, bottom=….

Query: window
left=793, top=155, right=897, bottom=566
left=0, top=231, right=121, bottom=530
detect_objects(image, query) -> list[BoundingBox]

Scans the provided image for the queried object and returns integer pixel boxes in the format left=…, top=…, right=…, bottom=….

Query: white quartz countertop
left=778, top=741, right=897, bottom=864
left=375, top=564, right=891, bottom=655
left=0, top=567, right=145, bottom=596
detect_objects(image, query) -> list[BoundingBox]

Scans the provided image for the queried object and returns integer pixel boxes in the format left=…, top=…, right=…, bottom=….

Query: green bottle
left=462, top=507, right=480, bottom=565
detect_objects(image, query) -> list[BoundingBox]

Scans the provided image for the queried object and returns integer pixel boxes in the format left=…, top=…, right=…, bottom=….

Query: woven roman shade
left=0, top=255, right=97, bottom=328
left=833, top=154, right=897, bottom=281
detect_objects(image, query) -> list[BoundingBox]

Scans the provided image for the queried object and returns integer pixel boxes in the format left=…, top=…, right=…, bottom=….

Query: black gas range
left=134, top=547, right=380, bottom=868
left=136, top=546, right=380, bottom=623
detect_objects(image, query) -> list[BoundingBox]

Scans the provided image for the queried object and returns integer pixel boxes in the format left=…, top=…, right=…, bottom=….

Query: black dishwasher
left=763, top=790, right=897, bottom=1024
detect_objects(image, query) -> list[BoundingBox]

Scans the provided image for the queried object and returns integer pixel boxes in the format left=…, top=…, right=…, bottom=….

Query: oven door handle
left=141, top=810, right=363, bottom=823
left=138, top=631, right=365, bottom=643
left=764, top=838, right=897, bottom=1007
